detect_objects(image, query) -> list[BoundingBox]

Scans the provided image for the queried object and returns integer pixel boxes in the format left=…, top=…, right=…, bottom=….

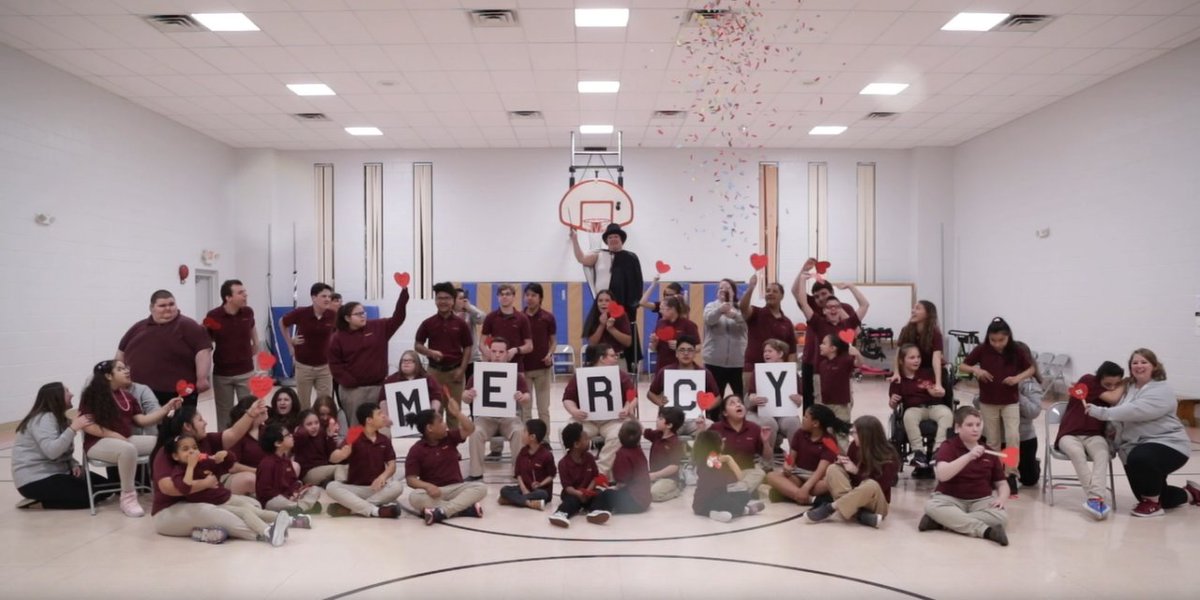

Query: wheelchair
left=888, top=369, right=958, bottom=479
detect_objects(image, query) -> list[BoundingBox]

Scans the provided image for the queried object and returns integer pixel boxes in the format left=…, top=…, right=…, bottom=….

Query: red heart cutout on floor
left=202, top=316, right=222, bottom=331
left=175, top=380, right=195, bottom=397
left=749, top=253, right=768, bottom=270
left=256, top=351, right=277, bottom=371
left=1069, top=383, right=1088, bottom=400
left=655, top=260, right=671, bottom=274
left=822, top=437, right=841, bottom=456
left=1001, top=447, right=1019, bottom=468
left=346, top=425, right=364, bottom=446
left=815, top=260, right=831, bottom=275
left=394, top=272, right=410, bottom=287
left=607, top=303, right=626, bottom=319
left=697, top=391, right=718, bottom=411
left=657, top=326, right=676, bottom=341
left=837, top=329, right=856, bottom=344
left=249, top=375, right=274, bottom=399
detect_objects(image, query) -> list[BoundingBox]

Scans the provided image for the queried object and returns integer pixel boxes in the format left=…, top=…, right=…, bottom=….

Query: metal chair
left=1041, top=401, right=1117, bottom=510
left=83, top=443, right=152, bottom=516
left=552, top=344, right=577, bottom=382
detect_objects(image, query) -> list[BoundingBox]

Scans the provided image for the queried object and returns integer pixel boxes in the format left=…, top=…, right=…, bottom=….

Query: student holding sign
left=562, top=343, right=638, bottom=476
left=738, top=274, right=797, bottom=396
left=405, top=395, right=488, bottom=525
left=379, top=350, right=445, bottom=435
left=647, top=335, right=716, bottom=435
left=747, top=339, right=804, bottom=449
left=464, top=337, right=531, bottom=481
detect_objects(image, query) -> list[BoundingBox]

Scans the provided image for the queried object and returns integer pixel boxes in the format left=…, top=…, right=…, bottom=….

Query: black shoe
left=1006, top=474, right=1019, bottom=495
left=423, top=507, right=446, bottom=526
left=486, top=449, right=502, bottom=459
left=459, top=502, right=484, bottom=518
left=811, top=494, right=834, bottom=508
left=918, top=515, right=943, bottom=532
left=465, top=475, right=484, bottom=482
left=912, top=466, right=936, bottom=480
left=855, top=508, right=883, bottom=528
left=984, top=525, right=1009, bottom=546
left=910, top=450, right=929, bottom=469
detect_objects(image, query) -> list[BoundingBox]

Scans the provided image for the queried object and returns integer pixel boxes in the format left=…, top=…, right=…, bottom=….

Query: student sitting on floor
left=292, top=409, right=347, bottom=486
left=805, top=415, right=899, bottom=528
left=920, top=406, right=1011, bottom=546
left=549, top=422, right=602, bottom=528
left=405, top=395, right=488, bottom=525
left=691, top=430, right=766, bottom=522
left=764, top=405, right=845, bottom=504
left=646, top=406, right=686, bottom=502
left=324, top=403, right=403, bottom=519
left=498, top=419, right=556, bottom=510
left=585, top=420, right=654, bottom=523
left=256, top=422, right=322, bottom=515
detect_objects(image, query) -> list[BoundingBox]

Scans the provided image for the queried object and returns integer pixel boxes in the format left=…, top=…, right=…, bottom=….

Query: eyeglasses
left=350, top=311, right=366, bottom=317
left=676, top=347, right=696, bottom=353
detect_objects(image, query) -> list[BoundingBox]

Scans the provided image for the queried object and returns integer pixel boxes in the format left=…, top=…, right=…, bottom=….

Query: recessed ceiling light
left=809, top=126, right=847, bottom=136
left=579, top=125, right=614, bottom=134
left=191, top=13, right=259, bottom=32
left=345, top=127, right=382, bottom=136
left=287, top=83, right=336, bottom=96
left=578, top=80, right=620, bottom=94
left=575, top=8, right=629, bottom=27
left=860, top=82, right=909, bottom=95
left=941, top=12, right=1010, bottom=32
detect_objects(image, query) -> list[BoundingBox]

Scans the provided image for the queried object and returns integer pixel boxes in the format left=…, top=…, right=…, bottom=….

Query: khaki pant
left=429, top=369, right=465, bottom=429
left=572, top=418, right=626, bottom=476
left=326, top=480, right=405, bottom=517
left=409, top=481, right=488, bottom=517
left=213, top=371, right=253, bottom=431
left=1057, top=435, right=1112, bottom=500
left=741, top=466, right=766, bottom=493
left=294, top=361, right=333, bottom=410
left=87, top=435, right=155, bottom=492
left=981, top=403, right=1020, bottom=475
left=339, top=385, right=382, bottom=427
left=924, top=492, right=1007, bottom=538
left=219, top=495, right=280, bottom=537
left=651, top=478, right=682, bottom=502
left=468, top=416, right=524, bottom=477
left=302, top=464, right=348, bottom=486
left=264, top=486, right=323, bottom=512
left=153, top=495, right=275, bottom=541
left=826, top=464, right=889, bottom=519
left=525, top=368, right=552, bottom=428
left=904, top=404, right=954, bottom=449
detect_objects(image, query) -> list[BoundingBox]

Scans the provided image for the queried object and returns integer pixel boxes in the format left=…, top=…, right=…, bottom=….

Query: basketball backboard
left=558, top=179, right=635, bottom=232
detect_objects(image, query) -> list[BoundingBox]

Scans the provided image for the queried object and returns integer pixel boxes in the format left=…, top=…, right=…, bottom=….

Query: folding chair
left=1041, top=401, right=1117, bottom=510
left=552, top=344, right=577, bottom=382
left=83, top=443, right=152, bottom=516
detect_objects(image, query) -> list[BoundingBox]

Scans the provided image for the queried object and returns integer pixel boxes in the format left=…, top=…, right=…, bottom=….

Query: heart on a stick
left=657, top=326, right=676, bottom=342
left=655, top=260, right=671, bottom=274
left=697, top=391, right=718, bottom=411
left=1000, top=447, right=1019, bottom=468
left=749, top=253, right=768, bottom=270
left=248, top=375, right=274, bottom=399
left=256, top=350, right=276, bottom=371
left=837, top=329, right=857, bottom=344
left=1069, top=383, right=1089, bottom=400
left=345, top=425, right=364, bottom=446
left=624, top=387, right=637, bottom=402
left=607, top=303, right=626, bottom=319
left=202, top=316, right=222, bottom=331
left=815, top=260, right=832, bottom=274
left=175, top=380, right=195, bottom=397
left=821, top=436, right=842, bottom=456
left=393, top=272, right=411, bottom=287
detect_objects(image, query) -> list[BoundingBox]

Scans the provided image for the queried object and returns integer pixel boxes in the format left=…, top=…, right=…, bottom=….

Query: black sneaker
left=811, top=493, right=834, bottom=508
left=486, top=449, right=503, bottom=460
left=423, top=507, right=446, bottom=526
left=803, top=503, right=835, bottom=524
left=918, top=515, right=943, bottom=532
left=459, top=502, right=484, bottom=518
left=377, top=503, right=401, bottom=519
left=465, top=475, right=484, bottom=482
left=984, top=525, right=1009, bottom=546
left=855, top=508, right=883, bottom=528
left=910, top=451, right=929, bottom=468
left=1006, top=474, right=1019, bottom=497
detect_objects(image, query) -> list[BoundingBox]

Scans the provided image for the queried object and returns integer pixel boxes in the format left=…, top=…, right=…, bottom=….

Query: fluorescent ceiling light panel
left=575, top=9, right=629, bottom=27
left=860, top=82, right=909, bottom=95
left=287, top=83, right=336, bottom=96
left=345, top=127, right=382, bottom=136
left=809, top=126, right=847, bottom=135
left=191, top=13, right=260, bottom=32
left=941, top=12, right=1009, bottom=31
left=578, top=80, right=621, bottom=93
left=579, top=125, right=614, bottom=134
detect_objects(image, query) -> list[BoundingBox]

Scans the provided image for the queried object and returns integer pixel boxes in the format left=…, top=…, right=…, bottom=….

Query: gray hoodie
left=1017, top=378, right=1044, bottom=442
left=1086, top=380, right=1191, bottom=461
left=11, top=413, right=79, bottom=489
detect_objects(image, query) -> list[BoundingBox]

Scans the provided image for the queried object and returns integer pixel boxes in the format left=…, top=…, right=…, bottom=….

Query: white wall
left=0, top=44, right=237, bottom=422
left=952, top=40, right=1200, bottom=395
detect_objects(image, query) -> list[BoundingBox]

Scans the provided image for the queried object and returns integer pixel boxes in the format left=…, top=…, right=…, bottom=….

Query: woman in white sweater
left=11, top=382, right=107, bottom=509
left=1086, top=348, right=1199, bottom=517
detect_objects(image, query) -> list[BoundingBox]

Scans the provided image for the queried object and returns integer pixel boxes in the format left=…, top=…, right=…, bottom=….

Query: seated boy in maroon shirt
left=498, top=419, right=557, bottom=510
left=921, top=406, right=1011, bottom=546
left=256, top=422, right=322, bottom=516
left=325, top=403, right=403, bottom=519
left=549, top=422, right=601, bottom=528
left=586, top=420, right=652, bottom=522
left=645, top=407, right=686, bottom=502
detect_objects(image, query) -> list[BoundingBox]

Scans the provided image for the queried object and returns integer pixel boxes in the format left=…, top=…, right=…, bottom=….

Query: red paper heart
left=655, top=260, right=671, bottom=274
left=346, top=425, right=364, bottom=446
left=594, top=474, right=609, bottom=487
left=202, top=316, right=222, bottom=331
left=821, top=437, right=841, bottom=456
left=256, top=351, right=276, bottom=371
left=815, top=260, right=831, bottom=275
left=393, top=272, right=410, bottom=287
left=1069, top=383, right=1088, bottom=400
left=697, top=391, right=718, bottom=411
left=175, top=380, right=195, bottom=397
left=607, top=303, right=626, bottom=319
left=624, top=387, right=637, bottom=402
left=785, top=452, right=795, bottom=467
left=1001, top=447, right=1019, bottom=468
left=837, top=329, right=856, bottom=344
left=749, top=253, right=768, bottom=270
left=248, top=375, right=274, bottom=399
left=657, top=326, right=676, bottom=342
left=197, top=453, right=209, bottom=461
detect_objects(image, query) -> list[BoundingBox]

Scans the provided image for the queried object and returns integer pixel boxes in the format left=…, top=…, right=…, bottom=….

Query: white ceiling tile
left=577, top=43, right=625, bottom=69
left=166, top=31, right=232, bottom=49
left=88, top=15, right=177, bottom=48
left=518, top=9, right=574, bottom=43
left=150, top=48, right=223, bottom=75
left=828, top=11, right=905, bottom=45
left=975, top=46, right=1051, bottom=73
left=1018, top=14, right=1112, bottom=47
left=983, top=73, right=1052, bottom=95
left=94, top=48, right=175, bottom=74
left=1065, top=14, right=1162, bottom=47
left=528, top=43, right=576, bottom=70
left=445, top=70, right=497, bottom=93
left=0, top=15, right=85, bottom=48
left=1116, top=15, right=1200, bottom=47
left=470, top=24, right=526, bottom=45
left=935, top=46, right=1006, bottom=72
left=431, top=43, right=487, bottom=71
left=193, top=47, right=268, bottom=73
left=329, top=45, right=395, bottom=71
left=300, top=11, right=372, bottom=45
left=382, top=44, right=440, bottom=71
left=1060, top=46, right=1150, bottom=73
left=1019, top=47, right=1096, bottom=73
left=499, top=92, right=540, bottom=110
left=409, top=9, right=474, bottom=43
left=43, top=49, right=131, bottom=75
left=309, top=72, right=373, bottom=94
left=229, top=73, right=289, bottom=94
left=102, top=75, right=174, bottom=96
left=842, top=44, right=915, bottom=73
left=478, top=43, right=532, bottom=70
left=251, top=11, right=327, bottom=45
left=225, top=95, right=279, bottom=112
left=404, top=69, right=455, bottom=92
left=490, top=69, right=537, bottom=92
left=625, top=8, right=682, bottom=44
left=289, top=45, right=355, bottom=71
left=240, top=46, right=307, bottom=71
left=355, top=10, right=423, bottom=44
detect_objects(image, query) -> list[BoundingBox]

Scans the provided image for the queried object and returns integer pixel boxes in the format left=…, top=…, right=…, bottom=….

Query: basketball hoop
left=583, top=218, right=606, bottom=233
left=559, top=179, right=634, bottom=232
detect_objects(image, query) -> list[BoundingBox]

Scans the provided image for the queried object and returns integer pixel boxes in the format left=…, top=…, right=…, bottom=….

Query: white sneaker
left=708, top=510, right=733, bottom=523
left=267, top=511, right=290, bottom=547
left=586, top=510, right=611, bottom=524
left=119, top=490, right=144, bottom=518
left=548, top=511, right=570, bottom=528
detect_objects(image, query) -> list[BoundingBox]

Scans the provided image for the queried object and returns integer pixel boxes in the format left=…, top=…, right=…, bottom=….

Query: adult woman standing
left=703, top=278, right=747, bottom=406
left=12, top=383, right=106, bottom=509
left=329, top=286, right=409, bottom=426
left=583, top=289, right=633, bottom=358
left=1085, top=348, right=1200, bottom=516
left=892, top=300, right=947, bottom=397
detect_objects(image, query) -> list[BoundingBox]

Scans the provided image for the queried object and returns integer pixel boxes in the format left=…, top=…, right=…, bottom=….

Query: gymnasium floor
left=2, top=378, right=1197, bottom=599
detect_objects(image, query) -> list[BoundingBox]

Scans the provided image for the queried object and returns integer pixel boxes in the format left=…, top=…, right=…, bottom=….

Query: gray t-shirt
left=11, top=412, right=78, bottom=489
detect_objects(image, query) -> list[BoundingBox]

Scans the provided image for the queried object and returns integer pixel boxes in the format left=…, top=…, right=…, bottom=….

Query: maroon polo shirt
left=228, top=430, right=268, bottom=469
left=612, top=446, right=652, bottom=509
left=482, top=308, right=532, bottom=371
left=562, top=370, right=637, bottom=410
left=889, top=368, right=941, bottom=409
left=255, top=452, right=301, bottom=501
left=591, top=313, right=632, bottom=352
left=170, top=458, right=232, bottom=505
left=404, top=430, right=464, bottom=487
left=151, top=449, right=182, bottom=515
left=846, top=442, right=899, bottom=502
left=962, top=344, right=1032, bottom=405
left=789, top=430, right=838, bottom=471
left=293, top=427, right=336, bottom=476
left=280, top=305, right=337, bottom=367
left=653, top=317, right=700, bottom=371
left=346, top=429, right=397, bottom=486
left=1055, top=374, right=1109, bottom=447
left=934, top=436, right=1005, bottom=499
left=514, top=443, right=556, bottom=494
left=644, top=429, right=685, bottom=473
left=118, top=314, right=210, bottom=392
left=816, top=352, right=856, bottom=405
left=557, top=451, right=598, bottom=499
left=521, top=308, right=558, bottom=372
left=901, top=327, right=944, bottom=371
left=414, top=311, right=474, bottom=370
left=80, top=389, right=142, bottom=451
left=649, top=365, right=718, bottom=396
left=744, top=306, right=797, bottom=370
left=329, top=289, right=409, bottom=387
left=804, top=312, right=861, bottom=367
left=205, top=305, right=255, bottom=376
left=709, top=419, right=763, bottom=468
left=195, top=432, right=226, bottom=455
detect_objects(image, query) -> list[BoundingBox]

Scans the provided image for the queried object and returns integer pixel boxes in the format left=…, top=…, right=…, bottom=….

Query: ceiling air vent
left=652, top=110, right=687, bottom=119
left=865, top=112, right=898, bottom=120
left=683, top=9, right=732, bottom=26
left=143, top=14, right=204, bottom=32
left=293, top=113, right=330, bottom=122
left=994, top=14, right=1055, bottom=32
left=468, top=9, right=519, bottom=28
left=508, top=110, right=543, bottom=120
